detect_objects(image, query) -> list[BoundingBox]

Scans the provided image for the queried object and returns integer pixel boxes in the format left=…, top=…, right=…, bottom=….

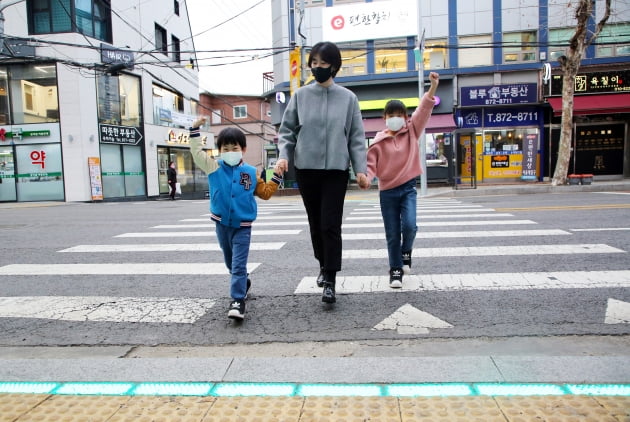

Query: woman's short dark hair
left=383, top=99, right=407, bottom=116
left=217, top=127, right=247, bottom=149
left=308, top=41, right=342, bottom=78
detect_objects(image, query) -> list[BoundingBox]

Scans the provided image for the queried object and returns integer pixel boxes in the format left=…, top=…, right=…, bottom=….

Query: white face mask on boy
left=385, top=116, right=405, bottom=132
left=221, top=151, right=242, bottom=166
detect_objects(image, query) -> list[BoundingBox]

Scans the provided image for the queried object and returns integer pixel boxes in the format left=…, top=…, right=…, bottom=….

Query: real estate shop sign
left=461, top=83, right=537, bottom=107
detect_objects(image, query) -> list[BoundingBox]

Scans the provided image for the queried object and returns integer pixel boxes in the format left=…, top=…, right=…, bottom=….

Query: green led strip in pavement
left=0, top=382, right=628, bottom=397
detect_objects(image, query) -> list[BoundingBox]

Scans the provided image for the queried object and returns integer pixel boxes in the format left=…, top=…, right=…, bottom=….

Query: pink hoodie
left=366, top=93, right=436, bottom=191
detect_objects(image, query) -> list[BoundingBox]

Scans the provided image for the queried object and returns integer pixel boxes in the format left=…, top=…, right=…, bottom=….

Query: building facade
left=0, top=0, right=211, bottom=202
left=268, top=0, right=630, bottom=184
left=198, top=93, right=275, bottom=178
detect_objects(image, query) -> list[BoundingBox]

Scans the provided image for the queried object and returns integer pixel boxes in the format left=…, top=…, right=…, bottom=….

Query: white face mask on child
left=385, top=116, right=405, bottom=132
left=221, top=151, right=242, bottom=166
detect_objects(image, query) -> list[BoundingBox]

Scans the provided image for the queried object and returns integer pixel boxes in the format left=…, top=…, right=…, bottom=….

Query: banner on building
left=322, top=0, right=417, bottom=42
left=289, top=47, right=301, bottom=96
left=88, top=157, right=104, bottom=201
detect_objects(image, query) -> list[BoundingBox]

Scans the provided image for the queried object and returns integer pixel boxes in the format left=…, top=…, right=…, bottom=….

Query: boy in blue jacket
left=189, top=117, right=282, bottom=320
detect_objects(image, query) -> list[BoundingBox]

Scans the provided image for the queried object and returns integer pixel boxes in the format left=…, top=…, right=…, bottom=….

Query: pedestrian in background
left=362, top=72, right=440, bottom=288
left=275, top=41, right=368, bottom=304
left=189, top=117, right=283, bottom=320
left=167, top=161, right=177, bottom=200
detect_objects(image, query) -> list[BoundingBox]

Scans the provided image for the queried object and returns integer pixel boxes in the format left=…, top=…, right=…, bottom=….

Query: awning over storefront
left=547, top=93, right=630, bottom=116
left=363, top=113, right=456, bottom=135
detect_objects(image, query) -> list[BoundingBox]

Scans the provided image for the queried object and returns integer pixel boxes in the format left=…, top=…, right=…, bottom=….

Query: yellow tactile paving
left=203, top=396, right=303, bottom=422
left=12, top=395, right=130, bottom=422
left=110, top=396, right=216, bottom=422
left=301, top=396, right=400, bottom=422
left=400, top=396, right=506, bottom=422
left=594, top=396, right=630, bottom=422
left=0, top=394, right=49, bottom=422
left=1, top=393, right=629, bottom=422
left=495, top=395, right=621, bottom=422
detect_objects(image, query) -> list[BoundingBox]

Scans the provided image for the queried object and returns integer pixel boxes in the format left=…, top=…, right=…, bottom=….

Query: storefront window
left=596, top=23, right=630, bottom=57
left=337, top=41, right=367, bottom=76
left=9, top=63, right=59, bottom=124
left=0, top=146, right=16, bottom=201
left=0, top=68, right=8, bottom=124
left=158, top=146, right=208, bottom=196
left=374, top=38, right=407, bottom=74
left=100, top=143, right=146, bottom=198
left=422, top=39, right=448, bottom=69
left=152, top=85, right=184, bottom=127
left=503, top=32, right=537, bottom=63
left=15, top=143, right=64, bottom=201
left=458, top=35, right=493, bottom=67
left=97, top=73, right=141, bottom=126
left=548, top=28, right=574, bottom=61
left=482, top=128, right=538, bottom=153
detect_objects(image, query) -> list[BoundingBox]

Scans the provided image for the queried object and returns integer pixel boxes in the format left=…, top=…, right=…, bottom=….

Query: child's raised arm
left=189, top=117, right=218, bottom=174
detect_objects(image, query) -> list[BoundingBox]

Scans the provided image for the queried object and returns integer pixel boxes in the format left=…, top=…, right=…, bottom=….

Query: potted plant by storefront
left=568, top=174, right=581, bottom=185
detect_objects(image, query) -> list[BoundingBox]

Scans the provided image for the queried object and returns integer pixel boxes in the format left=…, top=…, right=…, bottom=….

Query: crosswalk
left=0, top=195, right=628, bottom=328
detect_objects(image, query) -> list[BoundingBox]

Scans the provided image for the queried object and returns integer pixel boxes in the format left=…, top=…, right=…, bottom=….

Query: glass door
left=0, top=146, right=16, bottom=201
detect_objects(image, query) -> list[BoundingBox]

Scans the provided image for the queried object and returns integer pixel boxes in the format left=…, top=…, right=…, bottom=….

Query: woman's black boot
left=322, top=271, right=336, bottom=303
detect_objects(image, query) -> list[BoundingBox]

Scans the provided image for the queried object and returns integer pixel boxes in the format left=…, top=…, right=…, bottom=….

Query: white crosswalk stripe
left=0, top=263, right=261, bottom=275
left=342, top=244, right=623, bottom=259
left=294, top=271, right=630, bottom=294
left=343, top=229, right=570, bottom=240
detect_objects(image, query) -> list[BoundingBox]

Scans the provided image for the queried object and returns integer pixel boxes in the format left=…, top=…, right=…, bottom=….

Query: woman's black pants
left=295, top=168, right=349, bottom=272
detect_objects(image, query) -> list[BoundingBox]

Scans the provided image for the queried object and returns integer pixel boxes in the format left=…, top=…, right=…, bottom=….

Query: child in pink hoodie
left=362, top=72, right=439, bottom=288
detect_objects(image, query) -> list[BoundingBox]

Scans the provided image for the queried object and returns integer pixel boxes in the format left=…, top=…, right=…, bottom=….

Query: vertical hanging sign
left=88, top=157, right=104, bottom=201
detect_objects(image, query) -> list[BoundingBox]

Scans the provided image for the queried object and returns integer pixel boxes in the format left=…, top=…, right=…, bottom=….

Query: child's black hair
left=383, top=99, right=407, bottom=117
left=216, top=127, right=246, bottom=150
left=308, top=41, right=342, bottom=78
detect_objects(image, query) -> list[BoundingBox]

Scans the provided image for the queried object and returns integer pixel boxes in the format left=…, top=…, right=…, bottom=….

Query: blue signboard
left=461, top=83, right=537, bottom=106
left=457, top=107, right=541, bottom=128
left=483, top=107, right=541, bottom=127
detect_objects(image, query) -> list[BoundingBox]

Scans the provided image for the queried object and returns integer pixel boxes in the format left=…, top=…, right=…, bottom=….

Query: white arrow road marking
left=0, top=296, right=215, bottom=323
left=294, top=270, right=630, bottom=294
left=342, top=220, right=536, bottom=228
left=115, top=230, right=301, bottom=238
left=343, top=229, right=570, bottom=240
left=152, top=221, right=308, bottom=228
left=0, top=263, right=260, bottom=275
left=372, top=304, right=453, bottom=334
left=59, top=243, right=285, bottom=253
left=605, top=299, right=630, bottom=324
left=342, top=244, right=623, bottom=259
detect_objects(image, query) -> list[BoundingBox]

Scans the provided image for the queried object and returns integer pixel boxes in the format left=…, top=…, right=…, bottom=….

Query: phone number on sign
left=486, top=112, right=538, bottom=123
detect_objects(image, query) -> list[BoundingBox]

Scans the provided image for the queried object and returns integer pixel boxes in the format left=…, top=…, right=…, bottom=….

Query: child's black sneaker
left=228, top=300, right=245, bottom=320
left=389, top=268, right=403, bottom=289
left=402, top=251, right=412, bottom=275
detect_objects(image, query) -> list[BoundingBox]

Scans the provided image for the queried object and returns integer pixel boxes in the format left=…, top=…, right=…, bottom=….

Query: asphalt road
left=0, top=189, right=629, bottom=348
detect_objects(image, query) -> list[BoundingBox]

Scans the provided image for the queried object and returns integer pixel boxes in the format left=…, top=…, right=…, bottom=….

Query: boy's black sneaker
left=316, top=268, right=325, bottom=288
left=402, top=251, right=412, bottom=275
left=389, top=268, right=403, bottom=289
left=228, top=300, right=245, bottom=320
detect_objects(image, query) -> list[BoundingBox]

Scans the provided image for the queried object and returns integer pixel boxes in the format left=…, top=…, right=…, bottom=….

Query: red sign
left=331, top=15, right=344, bottom=30
left=30, top=150, right=46, bottom=169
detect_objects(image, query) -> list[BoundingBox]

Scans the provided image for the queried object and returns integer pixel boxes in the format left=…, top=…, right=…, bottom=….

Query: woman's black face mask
left=311, top=66, right=333, bottom=83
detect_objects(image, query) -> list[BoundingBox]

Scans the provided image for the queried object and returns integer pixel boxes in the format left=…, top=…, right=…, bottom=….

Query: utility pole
left=417, top=0, right=427, bottom=196
left=0, top=0, right=23, bottom=54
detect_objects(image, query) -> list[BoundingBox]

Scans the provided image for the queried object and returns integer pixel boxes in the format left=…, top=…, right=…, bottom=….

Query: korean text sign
left=322, top=0, right=417, bottom=42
